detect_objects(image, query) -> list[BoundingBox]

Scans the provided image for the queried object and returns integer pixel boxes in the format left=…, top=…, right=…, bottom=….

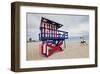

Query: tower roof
left=41, top=17, right=63, bottom=29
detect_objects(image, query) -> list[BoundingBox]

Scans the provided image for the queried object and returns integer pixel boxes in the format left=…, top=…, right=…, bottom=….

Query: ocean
left=66, top=36, right=89, bottom=43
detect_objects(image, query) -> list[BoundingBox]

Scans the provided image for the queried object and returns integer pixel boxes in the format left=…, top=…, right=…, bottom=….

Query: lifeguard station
left=39, top=17, right=68, bottom=57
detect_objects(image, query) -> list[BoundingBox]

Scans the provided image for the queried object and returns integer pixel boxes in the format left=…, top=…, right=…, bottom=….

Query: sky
left=26, top=13, right=89, bottom=41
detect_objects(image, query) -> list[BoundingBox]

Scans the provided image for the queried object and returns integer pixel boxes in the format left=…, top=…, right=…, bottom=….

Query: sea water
left=66, top=36, right=89, bottom=44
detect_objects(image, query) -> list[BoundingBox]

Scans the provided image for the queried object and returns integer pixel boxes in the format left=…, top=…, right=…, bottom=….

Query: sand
left=26, top=41, right=89, bottom=60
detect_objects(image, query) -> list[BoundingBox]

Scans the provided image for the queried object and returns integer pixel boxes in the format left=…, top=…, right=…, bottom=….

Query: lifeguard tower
left=39, top=17, right=68, bottom=57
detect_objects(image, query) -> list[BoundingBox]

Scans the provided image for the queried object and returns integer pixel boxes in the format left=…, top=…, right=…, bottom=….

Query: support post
left=64, top=40, right=66, bottom=48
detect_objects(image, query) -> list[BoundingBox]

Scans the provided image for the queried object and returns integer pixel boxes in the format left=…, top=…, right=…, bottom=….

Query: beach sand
left=26, top=41, right=89, bottom=60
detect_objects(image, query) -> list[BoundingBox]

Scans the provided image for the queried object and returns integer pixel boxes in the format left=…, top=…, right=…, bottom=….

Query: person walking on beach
left=80, top=37, right=88, bottom=46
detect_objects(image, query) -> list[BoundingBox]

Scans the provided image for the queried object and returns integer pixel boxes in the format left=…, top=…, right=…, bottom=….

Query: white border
left=20, top=6, right=95, bottom=68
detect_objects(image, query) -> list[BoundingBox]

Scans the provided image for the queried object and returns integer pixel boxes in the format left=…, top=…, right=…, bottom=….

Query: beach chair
left=39, top=17, right=68, bottom=57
